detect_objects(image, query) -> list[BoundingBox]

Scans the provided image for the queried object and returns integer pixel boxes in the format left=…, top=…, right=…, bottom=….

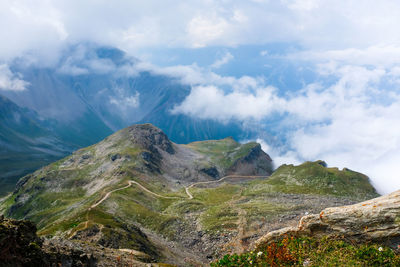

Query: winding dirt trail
left=91, top=180, right=179, bottom=210
left=82, top=175, right=267, bottom=231
left=83, top=180, right=180, bottom=230
left=90, top=182, right=133, bottom=209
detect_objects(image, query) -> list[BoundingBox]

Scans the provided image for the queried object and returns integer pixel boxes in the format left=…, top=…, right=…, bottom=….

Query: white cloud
left=172, top=85, right=281, bottom=121
left=2, top=1, right=400, bottom=60
left=293, top=45, right=400, bottom=67
left=286, top=67, right=400, bottom=195
left=289, top=98, right=400, bottom=194
left=187, top=14, right=230, bottom=48
left=284, top=0, right=320, bottom=11
left=0, top=64, right=29, bottom=91
left=211, top=52, right=234, bottom=69
left=253, top=138, right=302, bottom=169
left=57, top=44, right=117, bottom=75
left=109, top=90, right=140, bottom=111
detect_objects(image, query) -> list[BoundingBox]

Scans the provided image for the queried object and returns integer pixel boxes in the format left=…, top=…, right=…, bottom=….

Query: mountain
left=0, top=44, right=255, bottom=196
left=4, top=45, right=249, bottom=143
left=0, top=123, right=378, bottom=265
left=0, top=95, right=74, bottom=196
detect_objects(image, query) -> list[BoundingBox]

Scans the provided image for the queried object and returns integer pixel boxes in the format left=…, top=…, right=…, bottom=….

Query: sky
left=1, top=0, right=400, bottom=194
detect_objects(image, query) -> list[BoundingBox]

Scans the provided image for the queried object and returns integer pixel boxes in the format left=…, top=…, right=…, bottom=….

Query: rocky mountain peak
left=126, top=123, right=175, bottom=154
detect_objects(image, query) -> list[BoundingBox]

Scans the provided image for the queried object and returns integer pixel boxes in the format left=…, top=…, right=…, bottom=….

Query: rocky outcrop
left=0, top=216, right=46, bottom=267
left=0, top=216, right=155, bottom=266
left=228, top=144, right=273, bottom=176
left=71, top=223, right=159, bottom=261
left=200, top=166, right=220, bottom=179
left=128, top=124, right=175, bottom=155
left=126, top=124, right=176, bottom=174
left=255, top=190, right=400, bottom=249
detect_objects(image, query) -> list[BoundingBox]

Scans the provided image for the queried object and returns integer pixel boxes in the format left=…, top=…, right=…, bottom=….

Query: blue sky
left=1, top=0, right=400, bottom=194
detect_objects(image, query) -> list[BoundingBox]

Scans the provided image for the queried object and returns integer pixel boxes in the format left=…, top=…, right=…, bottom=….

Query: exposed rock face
left=128, top=124, right=175, bottom=155
left=255, top=190, right=400, bottom=249
left=228, top=144, right=273, bottom=176
left=0, top=216, right=155, bottom=266
left=0, top=216, right=46, bottom=267
left=200, top=166, right=220, bottom=179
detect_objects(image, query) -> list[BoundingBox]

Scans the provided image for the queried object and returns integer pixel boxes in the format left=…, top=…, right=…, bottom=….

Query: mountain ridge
left=0, top=123, right=378, bottom=265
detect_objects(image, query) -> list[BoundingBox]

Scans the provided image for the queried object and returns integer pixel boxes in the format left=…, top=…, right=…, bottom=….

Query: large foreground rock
left=255, top=190, right=400, bottom=248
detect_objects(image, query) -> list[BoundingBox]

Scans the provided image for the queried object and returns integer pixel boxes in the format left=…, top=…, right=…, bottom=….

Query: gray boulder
left=255, top=190, right=400, bottom=249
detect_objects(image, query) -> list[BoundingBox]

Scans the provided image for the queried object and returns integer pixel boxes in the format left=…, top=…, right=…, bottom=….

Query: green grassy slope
left=256, top=161, right=378, bottom=199
left=186, top=137, right=259, bottom=169
left=0, top=125, right=379, bottom=264
left=0, top=124, right=273, bottom=263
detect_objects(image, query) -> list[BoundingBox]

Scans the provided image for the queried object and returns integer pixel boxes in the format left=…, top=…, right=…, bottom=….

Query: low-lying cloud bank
left=169, top=48, right=400, bottom=195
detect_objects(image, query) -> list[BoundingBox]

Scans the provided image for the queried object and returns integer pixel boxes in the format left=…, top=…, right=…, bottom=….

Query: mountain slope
left=0, top=95, right=73, bottom=196
left=0, top=124, right=273, bottom=265
left=0, top=124, right=378, bottom=265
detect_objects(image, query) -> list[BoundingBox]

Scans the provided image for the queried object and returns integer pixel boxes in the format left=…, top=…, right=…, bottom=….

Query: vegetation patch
left=165, top=200, right=206, bottom=215
left=201, top=205, right=239, bottom=233
left=212, top=236, right=400, bottom=266
left=193, top=184, right=241, bottom=205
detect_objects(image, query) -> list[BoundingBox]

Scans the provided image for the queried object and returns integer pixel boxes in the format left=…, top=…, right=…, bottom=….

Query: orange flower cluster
left=264, top=236, right=297, bottom=266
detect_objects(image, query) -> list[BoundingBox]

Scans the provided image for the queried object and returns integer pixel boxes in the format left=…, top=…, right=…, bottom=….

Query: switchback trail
left=82, top=175, right=267, bottom=231
left=90, top=180, right=179, bottom=210
left=91, top=175, right=267, bottom=209
left=82, top=180, right=180, bottom=231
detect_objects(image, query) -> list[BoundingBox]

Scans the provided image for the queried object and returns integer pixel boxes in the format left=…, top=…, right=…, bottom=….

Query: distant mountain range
left=0, top=44, right=252, bottom=195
